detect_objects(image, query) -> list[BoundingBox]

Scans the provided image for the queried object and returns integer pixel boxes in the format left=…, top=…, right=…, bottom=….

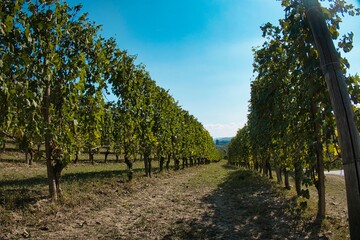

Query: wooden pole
left=303, top=0, right=360, bottom=238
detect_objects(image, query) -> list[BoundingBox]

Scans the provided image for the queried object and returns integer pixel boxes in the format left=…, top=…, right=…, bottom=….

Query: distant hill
left=214, top=137, right=233, bottom=146
left=214, top=137, right=232, bottom=158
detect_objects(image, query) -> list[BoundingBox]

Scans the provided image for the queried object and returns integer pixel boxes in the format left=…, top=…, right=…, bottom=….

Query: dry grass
left=0, top=160, right=350, bottom=239
left=270, top=171, right=349, bottom=239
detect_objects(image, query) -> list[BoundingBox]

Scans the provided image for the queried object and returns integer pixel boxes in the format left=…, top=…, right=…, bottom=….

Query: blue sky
left=67, top=0, right=360, bottom=138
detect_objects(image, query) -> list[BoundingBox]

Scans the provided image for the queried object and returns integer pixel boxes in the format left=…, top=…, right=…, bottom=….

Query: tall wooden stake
left=304, top=0, right=360, bottom=238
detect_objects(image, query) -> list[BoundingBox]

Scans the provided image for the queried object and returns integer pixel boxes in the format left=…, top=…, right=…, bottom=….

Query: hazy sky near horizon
left=67, top=0, right=360, bottom=138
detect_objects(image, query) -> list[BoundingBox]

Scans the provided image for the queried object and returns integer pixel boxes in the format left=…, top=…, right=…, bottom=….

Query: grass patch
left=0, top=159, right=176, bottom=212
left=266, top=170, right=349, bottom=239
left=0, top=160, right=350, bottom=239
left=187, top=161, right=236, bottom=187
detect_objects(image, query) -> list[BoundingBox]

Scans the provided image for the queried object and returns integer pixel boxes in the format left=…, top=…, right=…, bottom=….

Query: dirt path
left=2, top=162, right=343, bottom=239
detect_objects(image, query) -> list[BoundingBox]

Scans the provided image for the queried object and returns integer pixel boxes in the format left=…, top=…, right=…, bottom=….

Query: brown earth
left=0, top=161, right=349, bottom=239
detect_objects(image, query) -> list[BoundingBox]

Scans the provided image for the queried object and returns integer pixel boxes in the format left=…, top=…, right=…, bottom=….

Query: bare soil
left=0, top=161, right=349, bottom=239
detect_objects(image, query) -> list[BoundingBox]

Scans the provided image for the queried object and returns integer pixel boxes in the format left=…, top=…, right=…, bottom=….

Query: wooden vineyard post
left=304, top=0, right=360, bottom=238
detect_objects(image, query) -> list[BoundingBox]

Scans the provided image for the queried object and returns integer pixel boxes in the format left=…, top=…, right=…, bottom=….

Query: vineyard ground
left=0, top=160, right=349, bottom=239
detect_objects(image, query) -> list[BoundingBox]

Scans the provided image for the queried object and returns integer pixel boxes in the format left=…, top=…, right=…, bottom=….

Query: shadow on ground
left=0, top=167, right=145, bottom=209
left=164, top=165, right=325, bottom=240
